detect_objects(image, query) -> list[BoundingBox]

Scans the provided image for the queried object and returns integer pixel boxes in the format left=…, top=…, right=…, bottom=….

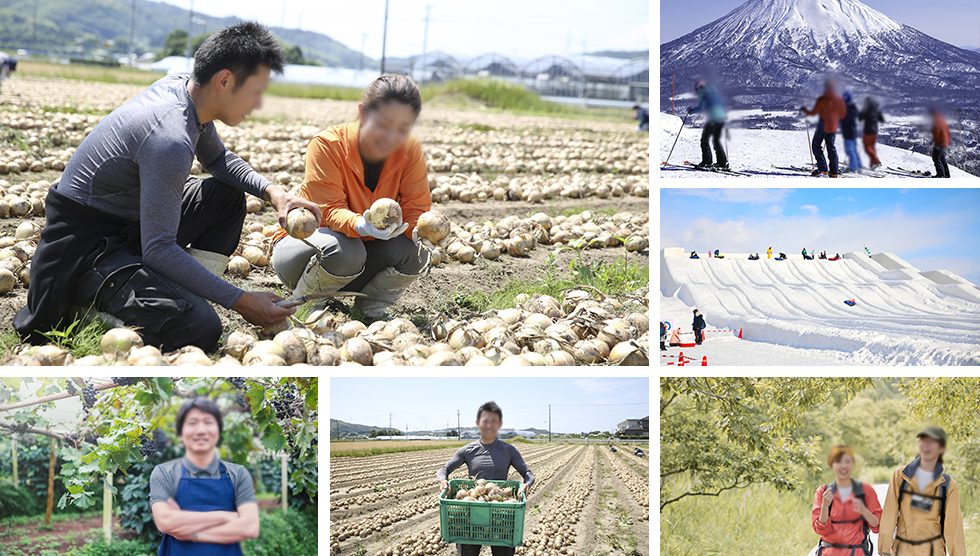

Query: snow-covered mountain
left=660, top=0, right=980, bottom=110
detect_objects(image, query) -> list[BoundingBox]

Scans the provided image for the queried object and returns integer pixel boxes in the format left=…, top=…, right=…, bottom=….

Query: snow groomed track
left=661, top=248, right=980, bottom=365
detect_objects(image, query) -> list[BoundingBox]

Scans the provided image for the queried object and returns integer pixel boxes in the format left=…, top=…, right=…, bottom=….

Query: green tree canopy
left=163, top=28, right=189, bottom=57
left=660, top=377, right=873, bottom=510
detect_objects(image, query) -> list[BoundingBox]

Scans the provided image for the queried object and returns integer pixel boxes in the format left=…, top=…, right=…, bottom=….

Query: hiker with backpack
left=878, top=426, right=965, bottom=556
left=812, top=445, right=882, bottom=556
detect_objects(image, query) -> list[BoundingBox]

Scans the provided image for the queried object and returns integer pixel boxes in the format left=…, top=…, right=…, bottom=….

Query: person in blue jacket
left=841, top=91, right=862, bottom=172
left=693, top=309, right=706, bottom=345
left=686, top=80, right=728, bottom=169
left=633, top=103, right=649, bottom=132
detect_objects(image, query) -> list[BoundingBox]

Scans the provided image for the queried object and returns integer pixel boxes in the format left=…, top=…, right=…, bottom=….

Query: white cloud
left=571, top=379, right=640, bottom=394
left=661, top=208, right=970, bottom=263
left=801, top=204, right=820, bottom=214
left=668, top=188, right=794, bottom=204
left=767, top=205, right=783, bottom=216
left=607, top=21, right=650, bottom=51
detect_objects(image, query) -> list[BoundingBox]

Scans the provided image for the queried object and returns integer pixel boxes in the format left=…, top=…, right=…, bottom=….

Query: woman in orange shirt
left=812, top=445, right=882, bottom=556
left=271, top=74, right=431, bottom=318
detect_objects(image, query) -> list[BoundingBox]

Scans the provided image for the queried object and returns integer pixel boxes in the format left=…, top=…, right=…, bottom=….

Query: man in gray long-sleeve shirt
left=437, top=401, right=534, bottom=556
left=14, top=22, right=319, bottom=351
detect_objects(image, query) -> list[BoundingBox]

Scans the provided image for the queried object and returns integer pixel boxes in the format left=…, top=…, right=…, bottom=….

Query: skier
left=660, top=321, right=667, bottom=351
left=858, top=96, right=884, bottom=169
left=686, top=80, right=728, bottom=169
left=767, top=247, right=772, bottom=260
left=690, top=251, right=700, bottom=259
left=801, top=80, right=846, bottom=177
left=633, top=103, right=649, bottom=132
left=692, top=309, right=706, bottom=345
left=841, top=91, right=862, bottom=173
left=864, top=245, right=872, bottom=257
left=929, top=107, right=950, bottom=178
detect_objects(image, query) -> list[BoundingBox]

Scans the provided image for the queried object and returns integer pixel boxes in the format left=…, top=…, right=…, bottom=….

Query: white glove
left=354, top=210, right=408, bottom=240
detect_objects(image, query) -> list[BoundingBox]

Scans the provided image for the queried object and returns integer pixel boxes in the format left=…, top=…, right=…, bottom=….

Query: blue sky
left=660, top=188, right=980, bottom=284
left=660, top=0, right=979, bottom=47
left=330, top=377, right=649, bottom=434
left=162, top=0, right=648, bottom=60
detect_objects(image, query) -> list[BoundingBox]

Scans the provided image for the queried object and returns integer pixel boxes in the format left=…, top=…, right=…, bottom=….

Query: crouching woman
left=271, top=74, right=431, bottom=318
left=812, top=445, right=881, bottom=556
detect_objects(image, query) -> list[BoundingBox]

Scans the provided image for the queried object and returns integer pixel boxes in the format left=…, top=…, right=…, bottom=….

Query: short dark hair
left=193, top=21, right=286, bottom=90
left=362, top=74, right=422, bottom=116
left=477, top=401, right=502, bottom=422
left=176, top=397, right=223, bottom=440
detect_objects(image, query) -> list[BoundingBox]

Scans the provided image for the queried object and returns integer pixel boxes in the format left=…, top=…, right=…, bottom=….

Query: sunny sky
left=162, top=0, right=649, bottom=61
left=330, top=377, right=649, bottom=434
left=660, top=188, right=980, bottom=284
left=659, top=0, right=980, bottom=47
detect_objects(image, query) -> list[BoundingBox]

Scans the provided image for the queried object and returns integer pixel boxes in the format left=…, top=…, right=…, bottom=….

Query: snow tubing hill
left=661, top=248, right=980, bottom=365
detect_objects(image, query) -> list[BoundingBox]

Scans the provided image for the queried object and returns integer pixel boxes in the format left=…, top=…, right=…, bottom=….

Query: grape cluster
left=65, top=379, right=77, bottom=396
left=271, top=383, right=299, bottom=420
left=139, top=432, right=160, bottom=458
left=81, top=385, right=97, bottom=413
left=111, top=377, right=139, bottom=386
left=64, top=432, right=81, bottom=446
left=83, top=433, right=99, bottom=445
left=227, top=377, right=248, bottom=390
left=8, top=423, right=29, bottom=433
left=235, top=393, right=248, bottom=410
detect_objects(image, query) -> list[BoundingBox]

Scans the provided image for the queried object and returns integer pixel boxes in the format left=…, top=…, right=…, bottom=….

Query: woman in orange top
left=271, top=74, right=431, bottom=318
left=812, top=445, right=882, bottom=556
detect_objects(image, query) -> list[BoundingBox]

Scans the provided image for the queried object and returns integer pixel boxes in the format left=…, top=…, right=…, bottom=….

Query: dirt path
left=590, top=449, right=649, bottom=556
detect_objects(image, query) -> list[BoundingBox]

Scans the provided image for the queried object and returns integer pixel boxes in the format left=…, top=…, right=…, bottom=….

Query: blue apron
left=158, top=463, right=243, bottom=556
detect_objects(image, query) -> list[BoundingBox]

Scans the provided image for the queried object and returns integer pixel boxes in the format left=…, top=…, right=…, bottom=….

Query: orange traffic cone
left=701, top=356, right=707, bottom=366
left=738, top=328, right=742, bottom=339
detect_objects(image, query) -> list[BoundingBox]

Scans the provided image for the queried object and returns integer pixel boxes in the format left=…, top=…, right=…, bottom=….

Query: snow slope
left=659, top=113, right=979, bottom=178
left=660, top=248, right=980, bottom=365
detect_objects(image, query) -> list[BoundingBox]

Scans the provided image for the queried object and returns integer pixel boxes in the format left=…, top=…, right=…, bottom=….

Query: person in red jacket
left=812, top=445, right=882, bottom=556
left=929, top=107, right=951, bottom=178
left=801, top=81, right=847, bottom=178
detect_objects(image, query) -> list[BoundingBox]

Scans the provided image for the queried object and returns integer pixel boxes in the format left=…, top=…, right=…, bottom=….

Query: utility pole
left=581, top=40, right=587, bottom=107
left=548, top=404, right=551, bottom=443
left=457, top=410, right=460, bottom=441
left=420, top=5, right=431, bottom=84
left=128, top=0, right=137, bottom=67
left=185, top=0, right=194, bottom=71
left=280, top=0, right=287, bottom=29
left=380, top=0, right=390, bottom=75
left=359, top=33, right=367, bottom=71
left=31, top=0, right=38, bottom=56
left=389, top=413, right=392, bottom=440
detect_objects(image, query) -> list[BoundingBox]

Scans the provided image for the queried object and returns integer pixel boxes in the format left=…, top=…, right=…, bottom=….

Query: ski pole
left=802, top=112, right=814, bottom=168
left=664, top=111, right=690, bottom=166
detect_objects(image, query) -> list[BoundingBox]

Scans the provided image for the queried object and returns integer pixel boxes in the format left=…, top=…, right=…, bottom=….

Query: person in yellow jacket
left=878, top=426, right=965, bottom=556
left=767, top=247, right=772, bottom=260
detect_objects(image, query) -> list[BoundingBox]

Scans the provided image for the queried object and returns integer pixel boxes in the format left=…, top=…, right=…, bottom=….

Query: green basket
left=439, top=479, right=526, bottom=547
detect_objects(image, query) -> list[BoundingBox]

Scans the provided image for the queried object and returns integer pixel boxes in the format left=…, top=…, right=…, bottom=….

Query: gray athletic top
left=57, top=74, right=270, bottom=308
left=436, top=440, right=535, bottom=486
left=149, top=454, right=257, bottom=509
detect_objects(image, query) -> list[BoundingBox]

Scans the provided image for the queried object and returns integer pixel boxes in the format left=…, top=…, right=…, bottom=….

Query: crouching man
left=14, top=22, right=319, bottom=352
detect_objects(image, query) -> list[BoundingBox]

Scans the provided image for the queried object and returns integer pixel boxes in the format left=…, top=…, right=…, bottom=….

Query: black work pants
left=700, top=121, right=727, bottom=166
left=73, top=177, right=246, bottom=352
left=932, top=146, right=950, bottom=177
left=457, top=544, right=515, bottom=556
left=812, top=128, right=839, bottom=175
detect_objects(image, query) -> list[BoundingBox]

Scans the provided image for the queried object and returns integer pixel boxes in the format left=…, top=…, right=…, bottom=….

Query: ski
left=898, top=166, right=933, bottom=177
left=682, top=161, right=751, bottom=176
left=886, top=167, right=930, bottom=178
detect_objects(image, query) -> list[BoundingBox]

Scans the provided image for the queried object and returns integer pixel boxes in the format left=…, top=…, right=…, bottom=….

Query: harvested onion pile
left=429, top=172, right=648, bottom=204
left=450, top=478, right=520, bottom=503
